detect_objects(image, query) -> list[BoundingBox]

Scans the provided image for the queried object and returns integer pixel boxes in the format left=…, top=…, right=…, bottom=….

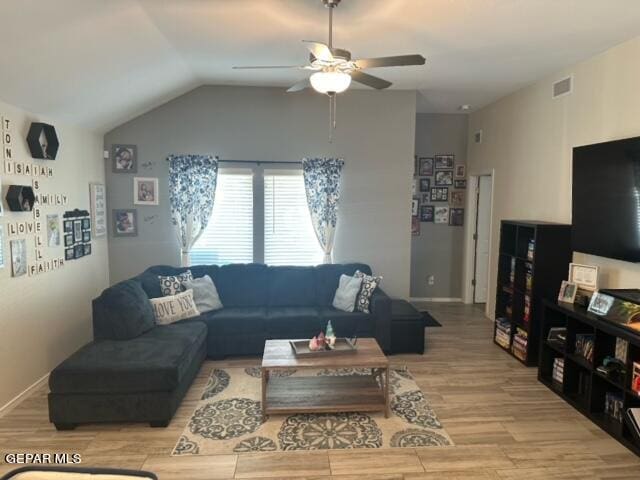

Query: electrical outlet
left=427, top=275, right=435, bottom=286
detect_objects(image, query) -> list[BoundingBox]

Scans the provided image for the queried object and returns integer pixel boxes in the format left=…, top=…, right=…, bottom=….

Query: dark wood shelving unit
left=493, top=220, right=571, bottom=366
left=539, top=301, right=640, bottom=456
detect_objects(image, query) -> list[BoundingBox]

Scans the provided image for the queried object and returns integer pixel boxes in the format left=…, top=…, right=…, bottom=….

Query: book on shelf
left=575, top=333, right=595, bottom=364
left=494, top=318, right=512, bottom=349
left=552, top=357, right=564, bottom=384
left=527, top=239, right=535, bottom=261
left=511, top=327, right=528, bottom=361
left=615, top=338, right=628, bottom=362
left=509, top=258, right=515, bottom=284
left=605, top=392, right=624, bottom=422
left=525, top=263, right=533, bottom=292
left=523, top=295, right=531, bottom=324
left=625, top=408, right=640, bottom=445
left=632, top=362, right=640, bottom=396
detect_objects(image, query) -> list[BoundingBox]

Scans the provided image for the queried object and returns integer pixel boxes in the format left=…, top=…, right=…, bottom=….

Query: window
left=264, top=172, right=324, bottom=266
left=190, top=172, right=253, bottom=265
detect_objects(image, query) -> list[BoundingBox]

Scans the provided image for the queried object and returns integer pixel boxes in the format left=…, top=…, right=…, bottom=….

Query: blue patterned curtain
left=302, top=157, right=345, bottom=264
left=167, top=154, right=218, bottom=266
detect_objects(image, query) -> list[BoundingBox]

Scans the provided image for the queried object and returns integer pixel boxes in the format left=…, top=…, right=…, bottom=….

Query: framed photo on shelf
left=558, top=280, right=578, bottom=304
left=588, top=291, right=615, bottom=316
left=449, top=208, right=464, bottom=226
left=430, top=187, right=449, bottom=202
left=411, top=198, right=419, bottom=216
left=568, top=263, right=599, bottom=292
left=434, top=206, right=449, bottom=224
left=419, top=178, right=431, bottom=192
left=418, top=157, right=434, bottom=176
left=455, top=164, right=466, bottom=178
left=420, top=205, right=434, bottom=222
left=435, top=154, right=454, bottom=170
left=435, top=170, right=454, bottom=186
left=134, top=177, right=159, bottom=206
left=112, top=144, right=138, bottom=173
left=454, top=179, right=467, bottom=189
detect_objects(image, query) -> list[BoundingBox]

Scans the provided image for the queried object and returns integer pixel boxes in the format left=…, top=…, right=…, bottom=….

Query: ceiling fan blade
left=350, top=70, right=392, bottom=90
left=354, top=54, right=426, bottom=69
left=286, top=78, right=311, bottom=93
left=232, top=65, right=307, bottom=70
left=302, top=40, right=334, bottom=62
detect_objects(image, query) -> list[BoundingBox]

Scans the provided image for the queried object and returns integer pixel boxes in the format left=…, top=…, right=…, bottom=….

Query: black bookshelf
left=539, top=300, right=640, bottom=456
left=493, top=220, right=571, bottom=366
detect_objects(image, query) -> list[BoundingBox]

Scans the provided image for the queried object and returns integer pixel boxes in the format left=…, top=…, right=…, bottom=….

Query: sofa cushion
left=158, top=270, right=193, bottom=296
left=92, top=279, right=155, bottom=341
left=49, top=322, right=207, bottom=394
left=183, top=275, right=223, bottom=313
left=215, top=264, right=268, bottom=307
left=314, top=263, right=372, bottom=306
left=138, top=265, right=218, bottom=299
left=267, top=266, right=316, bottom=306
left=319, top=307, right=374, bottom=337
left=266, top=306, right=322, bottom=337
left=201, top=307, right=266, bottom=335
left=149, top=290, right=200, bottom=325
left=332, top=274, right=363, bottom=312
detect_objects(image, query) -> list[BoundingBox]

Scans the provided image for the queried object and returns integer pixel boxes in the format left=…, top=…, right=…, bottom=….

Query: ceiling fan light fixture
left=310, top=71, right=351, bottom=94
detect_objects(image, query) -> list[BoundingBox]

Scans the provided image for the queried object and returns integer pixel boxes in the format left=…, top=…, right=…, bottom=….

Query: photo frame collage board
left=110, top=144, right=160, bottom=239
left=413, top=154, right=466, bottom=232
left=63, top=211, right=92, bottom=261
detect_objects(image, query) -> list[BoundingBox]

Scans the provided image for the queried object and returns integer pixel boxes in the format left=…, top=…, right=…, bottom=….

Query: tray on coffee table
left=289, top=338, right=357, bottom=356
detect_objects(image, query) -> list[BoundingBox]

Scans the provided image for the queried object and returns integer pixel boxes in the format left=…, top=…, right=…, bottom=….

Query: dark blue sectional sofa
left=48, top=263, right=392, bottom=429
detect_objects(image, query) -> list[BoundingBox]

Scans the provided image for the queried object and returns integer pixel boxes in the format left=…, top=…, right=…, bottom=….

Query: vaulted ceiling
left=1, top=0, right=640, bottom=132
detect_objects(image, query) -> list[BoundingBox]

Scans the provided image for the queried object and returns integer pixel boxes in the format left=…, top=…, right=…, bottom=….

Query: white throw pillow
left=332, top=274, right=363, bottom=313
left=149, top=289, right=200, bottom=325
left=183, top=275, right=223, bottom=313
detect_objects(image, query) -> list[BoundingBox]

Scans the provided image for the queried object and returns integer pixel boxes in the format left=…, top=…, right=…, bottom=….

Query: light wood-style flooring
left=1, top=303, right=640, bottom=479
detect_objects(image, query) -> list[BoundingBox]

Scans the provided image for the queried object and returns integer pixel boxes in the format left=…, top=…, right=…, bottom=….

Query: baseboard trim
left=0, top=372, right=50, bottom=419
left=409, top=297, right=463, bottom=303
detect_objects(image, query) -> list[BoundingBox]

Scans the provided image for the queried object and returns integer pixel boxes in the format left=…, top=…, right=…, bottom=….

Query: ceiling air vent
left=552, top=76, right=573, bottom=99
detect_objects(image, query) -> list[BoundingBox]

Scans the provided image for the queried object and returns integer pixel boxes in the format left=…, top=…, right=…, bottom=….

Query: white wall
left=0, top=99, right=109, bottom=409
left=466, top=35, right=640, bottom=318
left=104, top=86, right=416, bottom=297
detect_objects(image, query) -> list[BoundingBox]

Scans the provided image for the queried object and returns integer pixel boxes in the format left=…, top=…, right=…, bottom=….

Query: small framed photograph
left=82, top=218, right=91, bottom=230
left=46, top=214, right=60, bottom=247
left=435, top=154, right=454, bottom=170
left=421, top=193, right=430, bottom=203
left=568, top=263, right=599, bottom=292
left=83, top=243, right=92, bottom=256
left=64, top=234, right=74, bottom=247
left=418, top=157, right=434, bottom=176
left=450, top=208, right=464, bottom=226
left=419, top=178, right=431, bottom=192
left=411, top=198, right=419, bottom=216
left=73, top=220, right=83, bottom=242
left=588, top=291, right=615, bottom=316
left=74, top=244, right=84, bottom=259
left=113, top=209, right=138, bottom=237
left=420, top=205, right=434, bottom=222
left=455, top=164, right=466, bottom=178
left=450, top=190, right=465, bottom=207
left=134, top=177, right=159, bottom=206
left=65, top=248, right=75, bottom=261
left=430, top=187, right=449, bottom=202
left=412, top=177, right=417, bottom=196
left=10, top=239, right=27, bottom=277
left=63, top=220, right=73, bottom=233
left=558, top=280, right=577, bottom=304
left=411, top=216, right=420, bottom=236
left=82, top=231, right=91, bottom=243
left=435, top=170, right=453, bottom=186
left=454, top=179, right=467, bottom=189
left=434, top=206, right=450, bottom=224
left=112, top=144, right=138, bottom=173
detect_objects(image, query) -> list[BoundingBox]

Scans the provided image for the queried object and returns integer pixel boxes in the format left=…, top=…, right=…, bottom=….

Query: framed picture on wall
left=430, top=187, right=449, bottom=202
left=411, top=216, right=420, bottom=236
left=63, top=220, right=73, bottom=234
left=454, top=179, right=467, bottom=189
left=455, top=164, right=466, bottom=178
left=112, top=144, right=138, bottom=173
left=418, top=157, right=434, bottom=176
left=450, top=208, right=464, bottom=226
left=435, top=154, right=454, bottom=169
left=420, top=205, right=434, bottom=222
left=65, top=248, right=74, bottom=261
left=113, top=209, right=138, bottom=237
left=64, top=234, right=73, bottom=247
left=10, top=239, right=27, bottom=277
left=450, top=190, right=465, bottom=207
left=434, top=206, right=449, bottom=224
left=411, top=198, right=419, bottom=216
left=90, top=183, right=107, bottom=237
left=73, top=220, right=83, bottom=242
left=435, top=170, right=454, bottom=186
left=134, top=177, right=159, bottom=206
left=419, top=178, right=431, bottom=192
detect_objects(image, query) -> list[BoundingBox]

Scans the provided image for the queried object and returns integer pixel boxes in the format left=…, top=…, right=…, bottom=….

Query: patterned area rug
left=172, top=366, right=452, bottom=455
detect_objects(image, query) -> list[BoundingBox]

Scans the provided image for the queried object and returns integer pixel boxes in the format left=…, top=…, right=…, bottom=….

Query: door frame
left=462, top=170, right=495, bottom=318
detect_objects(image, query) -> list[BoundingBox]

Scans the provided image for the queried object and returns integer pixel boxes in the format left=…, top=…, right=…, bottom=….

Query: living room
left=2, top=1, right=640, bottom=479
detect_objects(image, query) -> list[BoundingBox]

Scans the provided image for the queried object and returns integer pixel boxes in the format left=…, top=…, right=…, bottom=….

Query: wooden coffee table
left=261, top=338, right=390, bottom=418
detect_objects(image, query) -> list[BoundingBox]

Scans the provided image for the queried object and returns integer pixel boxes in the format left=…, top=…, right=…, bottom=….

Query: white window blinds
left=190, top=171, right=253, bottom=265
left=264, top=172, right=324, bottom=266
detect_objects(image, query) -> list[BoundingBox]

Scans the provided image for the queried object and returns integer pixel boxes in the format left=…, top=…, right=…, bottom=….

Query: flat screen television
left=572, top=136, right=640, bottom=262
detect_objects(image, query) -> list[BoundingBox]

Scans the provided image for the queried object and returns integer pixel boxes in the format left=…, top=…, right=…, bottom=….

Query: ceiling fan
left=233, top=0, right=426, bottom=139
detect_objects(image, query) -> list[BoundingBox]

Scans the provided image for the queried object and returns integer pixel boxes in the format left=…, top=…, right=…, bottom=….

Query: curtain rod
left=218, top=159, right=302, bottom=165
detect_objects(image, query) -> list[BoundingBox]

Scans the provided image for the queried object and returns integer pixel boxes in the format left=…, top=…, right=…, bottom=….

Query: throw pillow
left=149, top=289, right=200, bottom=325
left=158, top=270, right=193, bottom=296
left=183, top=275, right=223, bottom=313
left=332, top=274, right=363, bottom=313
left=354, top=270, right=383, bottom=314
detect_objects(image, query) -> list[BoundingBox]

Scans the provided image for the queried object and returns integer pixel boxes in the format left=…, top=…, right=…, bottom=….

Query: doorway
left=473, top=174, right=493, bottom=304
